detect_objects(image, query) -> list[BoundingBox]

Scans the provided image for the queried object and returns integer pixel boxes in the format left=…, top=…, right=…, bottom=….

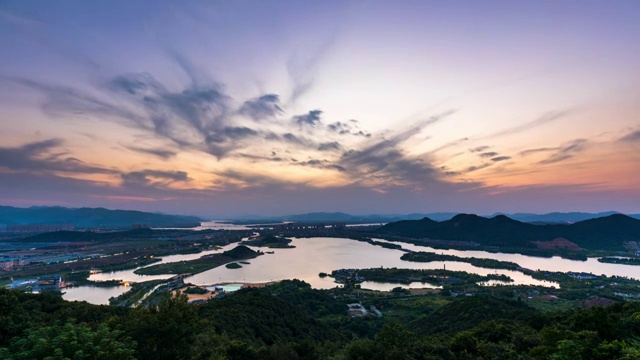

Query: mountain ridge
left=378, top=213, right=640, bottom=251
left=0, top=206, right=202, bottom=229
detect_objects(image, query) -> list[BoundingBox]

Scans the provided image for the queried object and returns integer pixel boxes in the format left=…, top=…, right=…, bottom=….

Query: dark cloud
left=283, top=133, right=304, bottom=145
left=478, top=151, right=499, bottom=158
left=519, top=147, right=559, bottom=156
left=465, top=163, right=493, bottom=173
left=126, top=146, right=177, bottom=160
left=121, top=169, right=190, bottom=186
left=297, top=159, right=346, bottom=172
left=237, top=153, right=285, bottom=163
left=293, top=110, right=322, bottom=127
left=491, top=156, right=511, bottom=162
left=0, top=139, right=116, bottom=175
left=470, top=146, right=490, bottom=153
left=539, top=139, right=588, bottom=164
left=318, top=141, right=341, bottom=151
left=238, top=94, right=283, bottom=120
left=619, top=129, right=640, bottom=142
left=109, top=73, right=165, bottom=95
left=335, top=110, right=456, bottom=187
left=327, top=121, right=371, bottom=137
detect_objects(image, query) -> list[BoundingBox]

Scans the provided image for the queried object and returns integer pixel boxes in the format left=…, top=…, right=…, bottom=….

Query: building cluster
left=1, top=253, right=104, bottom=271
left=568, top=272, right=598, bottom=280
left=271, top=223, right=346, bottom=231
left=332, top=269, right=365, bottom=285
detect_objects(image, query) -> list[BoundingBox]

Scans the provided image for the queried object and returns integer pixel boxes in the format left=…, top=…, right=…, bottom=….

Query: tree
left=0, top=320, right=135, bottom=360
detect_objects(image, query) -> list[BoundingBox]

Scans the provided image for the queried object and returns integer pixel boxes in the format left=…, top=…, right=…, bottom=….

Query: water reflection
left=74, top=235, right=640, bottom=304
left=372, top=238, right=640, bottom=280
left=62, top=285, right=130, bottom=305
left=185, top=237, right=554, bottom=288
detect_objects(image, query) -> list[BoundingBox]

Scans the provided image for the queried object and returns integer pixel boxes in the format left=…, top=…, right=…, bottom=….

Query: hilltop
left=378, top=213, right=640, bottom=251
left=0, top=206, right=202, bottom=229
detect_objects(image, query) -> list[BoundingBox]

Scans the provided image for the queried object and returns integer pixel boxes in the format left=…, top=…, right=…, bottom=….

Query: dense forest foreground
left=1, top=279, right=639, bottom=360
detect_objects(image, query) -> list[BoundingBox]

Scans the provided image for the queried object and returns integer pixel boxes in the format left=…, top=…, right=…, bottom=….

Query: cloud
left=478, top=151, right=499, bottom=158
left=0, top=139, right=116, bottom=175
left=539, top=139, right=588, bottom=164
left=519, top=147, right=559, bottom=156
left=2, top=76, right=148, bottom=129
left=121, top=169, right=190, bottom=186
left=483, top=110, right=571, bottom=139
left=619, top=129, right=640, bottom=142
left=293, top=110, right=322, bottom=126
left=238, top=94, right=283, bottom=120
left=334, top=110, right=456, bottom=188
left=287, top=37, right=336, bottom=103
left=465, top=163, right=493, bottom=173
left=318, top=141, right=342, bottom=151
left=125, top=146, right=177, bottom=160
left=491, top=156, right=511, bottom=162
left=297, top=159, right=346, bottom=172
left=428, top=136, right=468, bottom=154
left=470, top=146, right=490, bottom=153
left=327, top=120, right=371, bottom=137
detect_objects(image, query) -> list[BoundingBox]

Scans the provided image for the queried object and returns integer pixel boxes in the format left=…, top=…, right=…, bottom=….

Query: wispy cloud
left=491, top=156, right=511, bottom=162
left=125, top=146, right=177, bottom=160
left=482, top=110, right=572, bottom=139
left=539, top=139, right=588, bottom=164
left=0, top=139, right=116, bottom=175
left=478, top=151, right=498, bottom=158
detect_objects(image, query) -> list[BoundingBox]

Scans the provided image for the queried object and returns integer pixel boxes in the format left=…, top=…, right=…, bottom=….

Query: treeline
left=401, top=251, right=522, bottom=270
left=1, top=280, right=640, bottom=359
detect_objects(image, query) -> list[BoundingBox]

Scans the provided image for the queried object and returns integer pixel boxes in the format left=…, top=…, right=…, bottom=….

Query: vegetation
left=401, top=251, right=522, bottom=270
left=599, top=257, right=640, bottom=266
left=332, top=267, right=513, bottom=288
left=378, top=213, right=640, bottom=251
left=183, top=286, right=208, bottom=295
left=241, top=235, right=295, bottom=248
left=2, top=279, right=640, bottom=360
left=133, top=245, right=261, bottom=275
left=225, top=263, right=242, bottom=269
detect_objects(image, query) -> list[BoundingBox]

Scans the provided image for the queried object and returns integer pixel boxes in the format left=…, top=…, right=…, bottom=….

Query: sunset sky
left=1, top=0, right=639, bottom=217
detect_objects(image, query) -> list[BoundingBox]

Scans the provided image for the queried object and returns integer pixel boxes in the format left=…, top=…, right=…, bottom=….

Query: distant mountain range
left=231, top=211, right=640, bottom=224
left=0, top=206, right=202, bottom=229
left=378, top=213, right=640, bottom=251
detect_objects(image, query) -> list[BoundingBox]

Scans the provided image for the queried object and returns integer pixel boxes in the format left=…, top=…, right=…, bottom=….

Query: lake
left=64, top=236, right=639, bottom=305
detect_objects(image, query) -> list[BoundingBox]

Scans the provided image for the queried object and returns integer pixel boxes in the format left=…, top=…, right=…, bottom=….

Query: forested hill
left=378, top=213, right=640, bottom=251
left=0, top=206, right=202, bottom=228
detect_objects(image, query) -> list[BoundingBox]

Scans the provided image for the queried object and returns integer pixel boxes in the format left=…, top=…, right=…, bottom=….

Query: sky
left=0, top=0, right=639, bottom=218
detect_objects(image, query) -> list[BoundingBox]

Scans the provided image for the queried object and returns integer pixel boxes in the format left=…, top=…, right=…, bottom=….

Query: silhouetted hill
left=222, top=245, right=260, bottom=259
left=503, top=211, right=640, bottom=223
left=0, top=206, right=202, bottom=228
left=379, top=214, right=640, bottom=251
left=231, top=211, right=640, bottom=225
